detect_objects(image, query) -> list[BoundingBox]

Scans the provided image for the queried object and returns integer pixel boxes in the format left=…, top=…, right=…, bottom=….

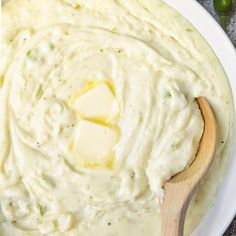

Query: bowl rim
left=162, top=0, right=236, bottom=235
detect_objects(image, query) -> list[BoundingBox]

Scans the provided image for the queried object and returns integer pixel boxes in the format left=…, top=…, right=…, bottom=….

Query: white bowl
left=162, top=1, right=236, bottom=235
left=2, top=0, right=236, bottom=235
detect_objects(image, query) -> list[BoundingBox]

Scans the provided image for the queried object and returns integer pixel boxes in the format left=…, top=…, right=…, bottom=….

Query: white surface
left=162, top=1, right=236, bottom=236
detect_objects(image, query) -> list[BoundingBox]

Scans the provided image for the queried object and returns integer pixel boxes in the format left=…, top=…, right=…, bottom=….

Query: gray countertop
left=198, top=0, right=236, bottom=45
left=197, top=1, right=236, bottom=235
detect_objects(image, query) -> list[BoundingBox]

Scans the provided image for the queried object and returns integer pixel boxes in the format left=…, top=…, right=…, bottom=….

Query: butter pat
left=74, top=82, right=119, bottom=121
left=71, top=120, right=118, bottom=167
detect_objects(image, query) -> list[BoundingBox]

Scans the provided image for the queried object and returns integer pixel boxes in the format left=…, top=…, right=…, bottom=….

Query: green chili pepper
left=214, top=0, right=233, bottom=30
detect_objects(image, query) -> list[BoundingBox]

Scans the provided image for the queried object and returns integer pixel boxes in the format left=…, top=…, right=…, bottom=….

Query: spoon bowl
left=161, top=97, right=217, bottom=236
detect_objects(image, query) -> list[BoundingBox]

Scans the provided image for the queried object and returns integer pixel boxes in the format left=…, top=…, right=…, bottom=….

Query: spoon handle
left=161, top=184, right=196, bottom=236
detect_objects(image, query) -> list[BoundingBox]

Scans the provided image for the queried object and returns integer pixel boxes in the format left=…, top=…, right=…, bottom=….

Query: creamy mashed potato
left=0, top=0, right=234, bottom=236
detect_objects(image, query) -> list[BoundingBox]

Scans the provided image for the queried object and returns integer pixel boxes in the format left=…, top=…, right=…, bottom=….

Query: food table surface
left=197, top=1, right=236, bottom=235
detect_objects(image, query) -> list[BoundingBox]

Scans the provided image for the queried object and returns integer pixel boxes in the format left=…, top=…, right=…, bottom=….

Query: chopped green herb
left=42, top=173, right=56, bottom=187
left=171, top=142, right=181, bottom=150
left=170, top=36, right=177, bottom=42
left=186, top=28, right=193, bottom=32
left=131, top=171, right=135, bottom=179
left=35, top=84, right=43, bottom=99
left=38, top=204, right=47, bottom=216
left=49, top=43, right=55, bottom=50
left=100, top=48, right=104, bottom=52
left=165, top=91, right=171, bottom=97
left=0, top=76, right=3, bottom=87
left=26, top=49, right=39, bottom=61
left=111, top=27, right=117, bottom=32
left=74, top=4, right=81, bottom=10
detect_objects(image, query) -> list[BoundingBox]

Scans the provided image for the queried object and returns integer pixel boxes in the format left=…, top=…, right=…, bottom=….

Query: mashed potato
left=0, top=0, right=234, bottom=235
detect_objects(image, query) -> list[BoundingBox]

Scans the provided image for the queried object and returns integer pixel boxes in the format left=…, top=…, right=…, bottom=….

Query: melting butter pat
left=70, top=120, right=118, bottom=167
left=74, top=82, right=119, bottom=121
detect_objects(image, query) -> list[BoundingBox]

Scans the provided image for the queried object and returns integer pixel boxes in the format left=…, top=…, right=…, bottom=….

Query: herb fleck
left=186, top=28, right=193, bottom=32
left=35, top=84, right=43, bottom=99
left=49, top=43, right=55, bottom=50
left=170, top=36, right=177, bottom=42
left=74, top=4, right=81, bottom=10
left=0, top=76, right=3, bottom=87
left=131, top=171, right=135, bottom=179
left=26, top=49, right=39, bottom=61
left=165, top=91, right=171, bottom=97
left=38, top=204, right=47, bottom=216
left=171, top=142, right=181, bottom=150
left=42, top=173, right=56, bottom=187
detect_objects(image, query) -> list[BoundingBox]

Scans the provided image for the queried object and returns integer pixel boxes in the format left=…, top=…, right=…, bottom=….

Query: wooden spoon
left=161, top=97, right=217, bottom=236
